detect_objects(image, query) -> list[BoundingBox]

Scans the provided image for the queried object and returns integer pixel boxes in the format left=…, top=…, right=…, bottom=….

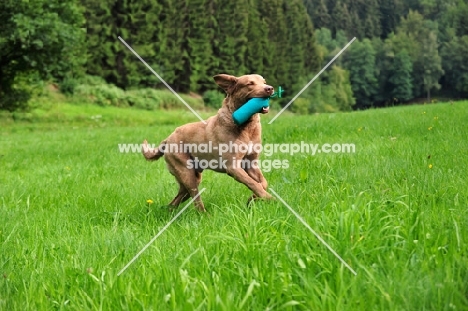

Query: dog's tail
left=142, top=139, right=165, bottom=161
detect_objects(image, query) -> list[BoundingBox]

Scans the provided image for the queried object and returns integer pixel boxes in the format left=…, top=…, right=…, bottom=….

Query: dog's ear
left=213, top=74, right=238, bottom=93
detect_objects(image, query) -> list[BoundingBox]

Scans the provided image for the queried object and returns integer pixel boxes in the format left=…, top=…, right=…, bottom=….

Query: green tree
left=372, top=37, right=393, bottom=104
left=389, top=50, right=413, bottom=102
left=305, top=0, right=331, bottom=29
left=379, top=0, right=404, bottom=38
left=343, top=39, right=378, bottom=108
left=82, top=0, right=170, bottom=89
left=362, top=0, right=382, bottom=38
left=331, top=2, right=353, bottom=37
left=453, top=0, right=468, bottom=37
left=157, top=0, right=190, bottom=92
left=123, top=0, right=167, bottom=88
left=420, top=32, right=444, bottom=101
left=79, top=0, right=321, bottom=98
left=285, top=0, right=315, bottom=88
left=244, top=0, right=268, bottom=76
left=419, top=0, right=457, bottom=21
left=441, top=33, right=468, bottom=96
left=257, top=0, right=289, bottom=90
left=315, top=28, right=335, bottom=53
left=391, top=11, right=444, bottom=100
left=211, top=0, right=248, bottom=76
left=0, top=0, right=85, bottom=110
left=294, top=77, right=326, bottom=113
left=187, top=0, right=214, bottom=93
left=350, top=11, right=364, bottom=38
left=281, top=0, right=321, bottom=108
left=293, top=64, right=354, bottom=113
left=314, top=28, right=347, bottom=69
left=326, top=65, right=355, bottom=110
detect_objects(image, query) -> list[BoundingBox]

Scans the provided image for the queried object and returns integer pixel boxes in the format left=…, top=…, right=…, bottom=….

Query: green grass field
left=1, top=101, right=467, bottom=310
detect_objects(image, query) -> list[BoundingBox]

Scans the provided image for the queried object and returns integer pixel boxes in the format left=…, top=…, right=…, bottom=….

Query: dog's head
left=214, top=74, right=274, bottom=113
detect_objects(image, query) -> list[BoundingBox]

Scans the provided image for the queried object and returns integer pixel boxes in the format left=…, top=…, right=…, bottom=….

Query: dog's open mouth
left=244, top=97, right=270, bottom=114
left=259, top=97, right=270, bottom=114
left=233, top=97, right=270, bottom=125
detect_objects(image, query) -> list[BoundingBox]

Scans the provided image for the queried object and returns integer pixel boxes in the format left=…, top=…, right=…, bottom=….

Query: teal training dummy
left=232, top=86, right=284, bottom=125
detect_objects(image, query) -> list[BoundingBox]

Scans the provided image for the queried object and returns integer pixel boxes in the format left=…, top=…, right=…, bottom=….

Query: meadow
left=1, top=101, right=467, bottom=310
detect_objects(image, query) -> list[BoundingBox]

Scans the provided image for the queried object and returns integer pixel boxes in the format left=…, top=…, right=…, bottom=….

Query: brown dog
left=142, top=74, right=273, bottom=211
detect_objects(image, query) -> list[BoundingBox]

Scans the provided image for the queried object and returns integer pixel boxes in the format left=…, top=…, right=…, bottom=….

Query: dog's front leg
left=226, top=166, right=272, bottom=199
left=245, top=167, right=269, bottom=206
left=244, top=154, right=268, bottom=191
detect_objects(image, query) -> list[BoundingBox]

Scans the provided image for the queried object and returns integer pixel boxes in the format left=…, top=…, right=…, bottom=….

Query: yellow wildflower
left=428, top=164, right=433, bottom=169
left=146, top=199, right=154, bottom=204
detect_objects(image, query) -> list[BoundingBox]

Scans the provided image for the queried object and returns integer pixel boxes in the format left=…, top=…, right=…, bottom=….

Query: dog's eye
left=247, top=81, right=254, bottom=85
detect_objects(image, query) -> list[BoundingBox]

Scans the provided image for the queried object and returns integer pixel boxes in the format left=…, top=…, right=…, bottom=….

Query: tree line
left=81, top=0, right=320, bottom=97
left=1, top=0, right=467, bottom=112
left=306, top=0, right=468, bottom=108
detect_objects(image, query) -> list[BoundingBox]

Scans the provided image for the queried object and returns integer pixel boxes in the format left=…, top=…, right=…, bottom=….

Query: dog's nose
left=265, top=86, right=274, bottom=94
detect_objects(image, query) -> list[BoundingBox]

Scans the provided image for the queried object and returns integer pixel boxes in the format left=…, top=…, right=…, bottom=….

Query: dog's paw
left=247, top=194, right=275, bottom=207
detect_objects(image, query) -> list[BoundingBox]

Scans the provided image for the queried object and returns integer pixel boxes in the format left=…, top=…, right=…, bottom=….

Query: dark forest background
left=1, top=0, right=467, bottom=112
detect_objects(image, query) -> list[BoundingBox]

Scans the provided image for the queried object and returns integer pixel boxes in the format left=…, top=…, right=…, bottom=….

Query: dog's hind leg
left=170, top=169, right=203, bottom=206
left=169, top=183, right=190, bottom=208
left=168, top=172, right=205, bottom=212
left=179, top=170, right=205, bottom=212
left=165, top=153, right=206, bottom=212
